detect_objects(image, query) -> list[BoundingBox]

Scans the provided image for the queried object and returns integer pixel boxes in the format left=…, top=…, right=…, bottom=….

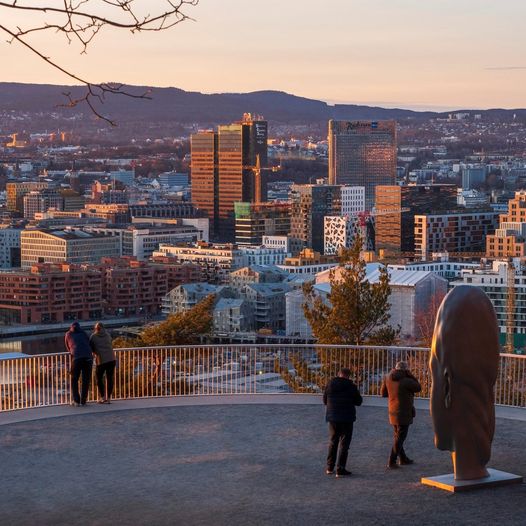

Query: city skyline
left=1, top=0, right=525, bottom=110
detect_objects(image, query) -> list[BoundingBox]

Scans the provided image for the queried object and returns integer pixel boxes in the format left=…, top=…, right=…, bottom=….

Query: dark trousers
left=327, top=421, right=354, bottom=471
left=71, top=358, right=93, bottom=404
left=96, top=360, right=116, bottom=400
left=390, top=424, right=410, bottom=461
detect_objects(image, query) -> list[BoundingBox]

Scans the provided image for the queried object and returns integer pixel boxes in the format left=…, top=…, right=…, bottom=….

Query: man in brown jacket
left=381, top=361, right=422, bottom=469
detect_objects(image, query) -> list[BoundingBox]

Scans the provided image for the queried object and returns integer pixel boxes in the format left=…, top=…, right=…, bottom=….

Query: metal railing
left=1, top=345, right=525, bottom=411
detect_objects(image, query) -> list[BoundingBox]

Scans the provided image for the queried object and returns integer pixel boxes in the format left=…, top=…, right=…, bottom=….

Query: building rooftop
left=1, top=396, right=524, bottom=525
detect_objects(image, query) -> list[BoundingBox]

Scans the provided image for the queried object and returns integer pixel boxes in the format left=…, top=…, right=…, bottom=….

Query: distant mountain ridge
left=1, top=82, right=525, bottom=125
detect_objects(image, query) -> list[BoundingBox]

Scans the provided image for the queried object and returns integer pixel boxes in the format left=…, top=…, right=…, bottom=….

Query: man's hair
left=339, top=367, right=351, bottom=378
left=95, top=322, right=104, bottom=330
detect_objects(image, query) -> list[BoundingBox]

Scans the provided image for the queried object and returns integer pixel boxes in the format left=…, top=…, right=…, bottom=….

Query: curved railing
left=1, top=344, right=525, bottom=411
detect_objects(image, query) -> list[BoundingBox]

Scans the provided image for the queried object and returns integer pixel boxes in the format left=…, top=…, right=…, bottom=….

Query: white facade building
left=341, top=186, right=366, bottom=216
left=324, top=215, right=363, bottom=255
left=238, top=246, right=288, bottom=266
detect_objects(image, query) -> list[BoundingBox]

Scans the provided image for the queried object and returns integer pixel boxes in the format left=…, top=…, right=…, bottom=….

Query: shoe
left=104, top=399, right=111, bottom=404
left=80, top=402, right=87, bottom=406
left=387, top=460, right=399, bottom=469
left=399, top=457, right=414, bottom=465
left=325, top=468, right=334, bottom=475
left=70, top=401, right=80, bottom=407
left=335, top=469, right=352, bottom=478
left=98, top=399, right=106, bottom=404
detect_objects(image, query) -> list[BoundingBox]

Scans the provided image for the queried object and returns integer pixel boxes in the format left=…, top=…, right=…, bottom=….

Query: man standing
left=65, top=321, right=93, bottom=406
left=323, top=367, right=363, bottom=478
left=381, top=361, right=422, bottom=468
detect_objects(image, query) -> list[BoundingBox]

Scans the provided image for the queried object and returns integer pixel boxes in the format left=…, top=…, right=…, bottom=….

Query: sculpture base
left=421, top=468, right=523, bottom=493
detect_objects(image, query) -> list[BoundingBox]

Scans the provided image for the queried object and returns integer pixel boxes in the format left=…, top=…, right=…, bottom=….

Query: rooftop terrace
left=1, top=395, right=525, bottom=525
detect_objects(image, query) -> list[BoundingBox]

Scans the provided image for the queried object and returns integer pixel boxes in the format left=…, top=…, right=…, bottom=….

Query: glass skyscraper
left=328, top=120, right=397, bottom=210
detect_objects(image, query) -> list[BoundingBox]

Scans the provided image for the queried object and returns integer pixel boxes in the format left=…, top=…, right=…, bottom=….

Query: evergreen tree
left=303, top=237, right=398, bottom=345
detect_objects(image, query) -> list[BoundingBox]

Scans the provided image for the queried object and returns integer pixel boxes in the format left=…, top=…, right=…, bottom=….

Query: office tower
left=375, top=184, right=458, bottom=255
left=328, top=120, right=397, bottom=210
left=290, top=184, right=341, bottom=253
left=191, top=114, right=268, bottom=241
left=6, top=181, right=49, bottom=214
left=234, top=201, right=291, bottom=246
left=191, top=130, right=218, bottom=234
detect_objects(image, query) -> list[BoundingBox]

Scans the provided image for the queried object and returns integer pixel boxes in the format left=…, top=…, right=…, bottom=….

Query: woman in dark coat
left=381, top=361, right=421, bottom=468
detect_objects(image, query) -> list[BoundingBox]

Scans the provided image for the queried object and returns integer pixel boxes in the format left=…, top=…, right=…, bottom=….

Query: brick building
left=0, top=264, right=103, bottom=324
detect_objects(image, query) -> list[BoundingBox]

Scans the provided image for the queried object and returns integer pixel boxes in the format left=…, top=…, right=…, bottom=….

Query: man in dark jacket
left=381, top=361, right=422, bottom=468
left=65, top=321, right=93, bottom=406
left=323, top=367, right=363, bottom=477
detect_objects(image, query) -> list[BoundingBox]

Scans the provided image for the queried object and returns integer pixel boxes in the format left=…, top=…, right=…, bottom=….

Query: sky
left=0, top=0, right=525, bottom=110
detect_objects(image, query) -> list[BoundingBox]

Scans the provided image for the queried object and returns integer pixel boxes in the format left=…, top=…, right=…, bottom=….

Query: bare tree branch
left=0, top=1, right=199, bottom=125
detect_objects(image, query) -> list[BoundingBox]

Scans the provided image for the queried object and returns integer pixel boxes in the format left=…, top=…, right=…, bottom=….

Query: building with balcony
left=154, top=243, right=245, bottom=284
left=486, top=191, right=526, bottom=258
left=375, top=184, right=458, bottom=256
left=234, top=201, right=291, bottom=246
left=213, top=298, right=254, bottom=333
left=242, top=282, right=292, bottom=332
left=162, top=283, right=233, bottom=314
left=23, top=189, right=63, bottom=220
left=0, top=263, right=103, bottom=324
left=98, top=257, right=170, bottom=317
left=414, top=210, right=498, bottom=260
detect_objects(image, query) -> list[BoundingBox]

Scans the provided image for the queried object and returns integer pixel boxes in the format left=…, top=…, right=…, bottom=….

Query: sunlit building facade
left=328, top=120, right=397, bottom=210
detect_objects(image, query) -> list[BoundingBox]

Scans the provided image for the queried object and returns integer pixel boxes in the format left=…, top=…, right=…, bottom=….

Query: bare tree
left=0, top=1, right=199, bottom=125
left=415, top=290, right=446, bottom=347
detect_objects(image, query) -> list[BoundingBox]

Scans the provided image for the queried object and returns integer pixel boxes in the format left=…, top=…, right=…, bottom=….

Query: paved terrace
left=1, top=396, right=526, bottom=526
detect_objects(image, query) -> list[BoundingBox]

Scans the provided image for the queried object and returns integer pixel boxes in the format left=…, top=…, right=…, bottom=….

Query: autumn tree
left=303, top=237, right=398, bottom=346
left=415, top=289, right=446, bottom=347
left=114, top=294, right=215, bottom=348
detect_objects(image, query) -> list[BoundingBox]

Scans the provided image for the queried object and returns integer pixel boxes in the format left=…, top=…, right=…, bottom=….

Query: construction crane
left=506, top=258, right=516, bottom=354
left=243, top=154, right=280, bottom=204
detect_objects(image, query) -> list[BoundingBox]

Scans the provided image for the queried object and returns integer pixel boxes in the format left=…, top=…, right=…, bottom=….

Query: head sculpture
left=430, top=285, right=499, bottom=481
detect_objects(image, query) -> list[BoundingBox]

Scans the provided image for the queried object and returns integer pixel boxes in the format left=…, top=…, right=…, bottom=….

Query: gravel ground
left=0, top=404, right=525, bottom=526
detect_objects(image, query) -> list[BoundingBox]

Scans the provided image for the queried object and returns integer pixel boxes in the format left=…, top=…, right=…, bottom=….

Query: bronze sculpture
left=429, top=285, right=499, bottom=481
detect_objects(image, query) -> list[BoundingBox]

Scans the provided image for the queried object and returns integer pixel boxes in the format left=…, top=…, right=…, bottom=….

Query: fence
left=1, top=345, right=525, bottom=411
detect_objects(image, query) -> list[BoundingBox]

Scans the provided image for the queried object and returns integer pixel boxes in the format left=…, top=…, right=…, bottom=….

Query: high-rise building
left=234, top=201, right=290, bottom=246
left=375, top=184, right=458, bottom=255
left=289, top=184, right=342, bottom=253
left=328, top=120, right=397, bottom=210
left=462, top=166, right=486, bottom=190
left=191, top=130, right=218, bottom=234
left=191, top=114, right=268, bottom=241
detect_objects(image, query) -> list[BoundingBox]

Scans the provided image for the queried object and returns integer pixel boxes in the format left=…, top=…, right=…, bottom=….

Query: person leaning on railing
left=89, top=322, right=116, bottom=404
left=64, top=321, right=93, bottom=407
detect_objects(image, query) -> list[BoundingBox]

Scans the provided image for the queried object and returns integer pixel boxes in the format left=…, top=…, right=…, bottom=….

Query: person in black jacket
left=323, top=367, right=363, bottom=477
left=64, top=321, right=93, bottom=406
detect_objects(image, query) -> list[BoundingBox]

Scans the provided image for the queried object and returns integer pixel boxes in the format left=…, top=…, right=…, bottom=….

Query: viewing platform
left=1, top=396, right=525, bottom=525
left=1, top=346, right=525, bottom=525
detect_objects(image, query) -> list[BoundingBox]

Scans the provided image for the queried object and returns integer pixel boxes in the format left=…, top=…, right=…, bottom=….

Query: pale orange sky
left=0, top=0, right=525, bottom=110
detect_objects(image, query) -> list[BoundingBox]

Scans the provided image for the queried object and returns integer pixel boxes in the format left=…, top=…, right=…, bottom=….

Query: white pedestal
left=421, top=468, right=523, bottom=493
